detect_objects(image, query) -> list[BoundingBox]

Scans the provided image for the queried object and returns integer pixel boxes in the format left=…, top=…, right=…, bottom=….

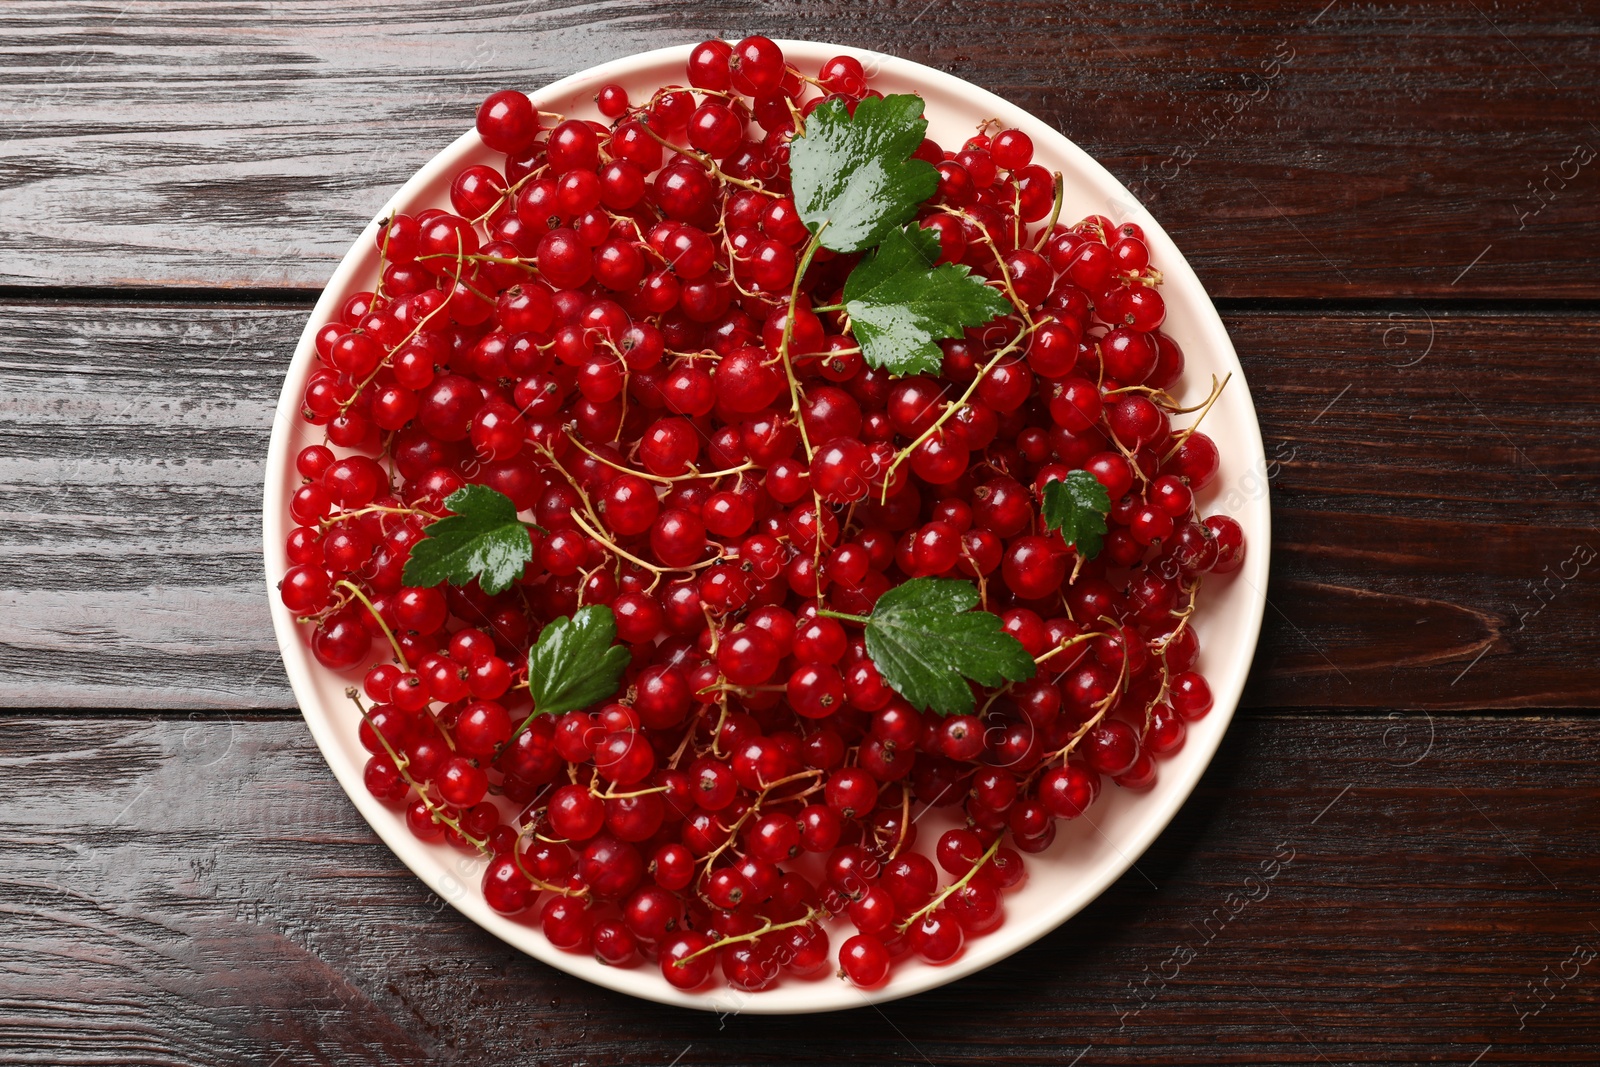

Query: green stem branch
left=335, top=580, right=409, bottom=671
left=898, top=839, right=1001, bottom=932
left=781, top=226, right=829, bottom=462
left=815, top=608, right=869, bottom=625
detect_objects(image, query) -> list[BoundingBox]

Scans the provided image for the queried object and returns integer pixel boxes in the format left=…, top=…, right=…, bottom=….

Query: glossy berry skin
left=1171, top=671, right=1215, bottom=720
left=1002, top=536, right=1066, bottom=599
left=781, top=922, right=832, bottom=976
left=594, top=730, right=656, bottom=785
left=810, top=437, right=873, bottom=503
left=688, top=40, right=734, bottom=90
left=482, top=856, right=534, bottom=914
left=1038, top=764, right=1098, bottom=819
left=838, top=933, right=892, bottom=987
left=592, top=920, right=641, bottom=967
left=580, top=835, right=645, bottom=899
left=652, top=843, right=695, bottom=891
left=476, top=90, right=540, bottom=154
left=910, top=909, right=965, bottom=964
left=542, top=896, right=592, bottom=952
left=729, top=36, right=785, bottom=96
left=280, top=565, right=332, bottom=613
left=1205, top=515, right=1248, bottom=573
left=661, top=932, right=716, bottom=989
left=549, top=785, right=606, bottom=841
left=719, top=627, right=781, bottom=686
left=311, top=610, right=371, bottom=670
left=747, top=811, right=803, bottom=862
left=948, top=876, right=1005, bottom=931
left=1084, top=720, right=1141, bottom=777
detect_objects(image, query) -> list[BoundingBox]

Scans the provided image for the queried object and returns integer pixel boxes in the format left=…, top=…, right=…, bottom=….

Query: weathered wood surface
left=4, top=5, right=1598, bottom=1061
left=2, top=301, right=1594, bottom=710
left=2, top=1, right=1598, bottom=297
left=0, top=713, right=1594, bottom=1066
left=0, top=301, right=292, bottom=708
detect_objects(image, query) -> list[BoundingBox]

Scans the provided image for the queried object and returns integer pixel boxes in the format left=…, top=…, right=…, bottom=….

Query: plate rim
left=262, top=38, right=1271, bottom=1015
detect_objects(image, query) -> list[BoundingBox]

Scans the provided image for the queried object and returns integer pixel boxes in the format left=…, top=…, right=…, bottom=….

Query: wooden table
left=3, top=3, right=1597, bottom=1064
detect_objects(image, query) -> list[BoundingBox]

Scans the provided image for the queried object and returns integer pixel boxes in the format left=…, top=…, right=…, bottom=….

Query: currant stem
left=1032, top=631, right=1103, bottom=667
left=568, top=509, right=718, bottom=584
left=878, top=317, right=1045, bottom=503
left=760, top=767, right=824, bottom=795
left=346, top=688, right=488, bottom=853
left=533, top=443, right=672, bottom=587
left=709, top=696, right=732, bottom=760
left=373, top=216, right=393, bottom=299
left=470, top=166, right=546, bottom=226
left=898, top=838, right=1001, bottom=932
left=1032, top=171, right=1067, bottom=253
left=887, top=785, right=912, bottom=860
left=1102, top=383, right=1179, bottom=404
left=1162, top=373, right=1232, bottom=460
left=814, top=608, right=869, bottom=625
left=943, top=206, right=1037, bottom=322
left=510, top=837, right=591, bottom=898
left=335, top=579, right=410, bottom=671
left=694, top=802, right=758, bottom=880
left=563, top=429, right=755, bottom=485
left=319, top=503, right=438, bottom=529
left=637, top=121, right=780, bottom=196
left=667, top=705, right=708, bottom=769
left=590, top=782, right=672, bottom=800
left=672, top=908, right=825, bottom=967
left=1105, top=423, right=1150, bottom=490
left=1036, top=622, right=1131, bottom=771
left=781, top=226, right=828, bottom=462
left=416, top=252, right=538, bottom=270
left=694, top=768, right=823, bottom=883
left=1141, top=580, right=1200, bottom=741
left=339, top=231, right=461, bottom=414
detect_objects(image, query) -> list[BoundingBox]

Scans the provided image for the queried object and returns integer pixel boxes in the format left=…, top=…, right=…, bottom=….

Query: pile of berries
left=279, top=36, right=1245, bottom=993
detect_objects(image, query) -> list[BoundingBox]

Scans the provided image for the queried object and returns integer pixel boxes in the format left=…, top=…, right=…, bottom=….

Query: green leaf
left=400, top=484, right=535, bottom=595
left=861, top=578, right=1036, bottom=716
left=842, top=224, right=1013, bottom=374
left=1041, top=470, right=1113, bottom=559
left=526, top=605, right=632, bottom=718
left=790, top=93, right=940, bottom=253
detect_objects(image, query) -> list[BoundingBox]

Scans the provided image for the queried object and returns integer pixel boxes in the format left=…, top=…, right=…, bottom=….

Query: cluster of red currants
left=279, top=36, right=1245, bottom=993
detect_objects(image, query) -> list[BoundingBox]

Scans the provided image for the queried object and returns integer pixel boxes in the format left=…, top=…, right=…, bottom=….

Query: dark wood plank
left=1, top=712, right=1595, bottom=1064
left=0, top=301, right=292, bottom=708
left=1, top=1, right=1596, bottom=297
left=2, top=301, right=1595, bottom=710
left=1238, top=308, right=1600, bottom=710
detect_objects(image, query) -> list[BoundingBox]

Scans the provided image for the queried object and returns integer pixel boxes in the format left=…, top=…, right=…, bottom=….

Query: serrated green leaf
left=526, top=605, right=631, bottom=718
left=1041, top=470, right=1112, bottom=559
left=790, top=93, right=939, bottom=253
left=841, top=224, right=1013, bottom=374
left=400, top=484, right=535, bottom=595
left=862, top=578, right=1036, bottom=716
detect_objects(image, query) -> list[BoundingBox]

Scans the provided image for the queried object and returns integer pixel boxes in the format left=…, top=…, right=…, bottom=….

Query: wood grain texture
left=2, top=0, right=1598, bottom=297
left=2, top=301, right=1595, bottom=710
left=0, top=712, right=1595, bottom=1065
left=0, top=301, right=292, bottom=707
left=1235, top=307, right=1600, bottom=710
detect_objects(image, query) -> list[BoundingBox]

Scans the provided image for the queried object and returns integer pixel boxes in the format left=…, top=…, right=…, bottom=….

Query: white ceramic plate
left=263, top=39, right=1270, bottom=1015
